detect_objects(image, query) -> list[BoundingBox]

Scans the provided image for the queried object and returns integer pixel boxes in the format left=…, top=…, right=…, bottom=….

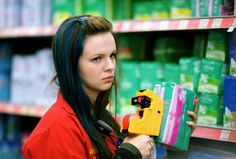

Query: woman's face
left=79, top=32, right=116, bottom=102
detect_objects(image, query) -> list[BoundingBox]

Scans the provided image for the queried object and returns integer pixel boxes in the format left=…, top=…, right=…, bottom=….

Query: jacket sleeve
left=111, top=143, right=142, bottom=159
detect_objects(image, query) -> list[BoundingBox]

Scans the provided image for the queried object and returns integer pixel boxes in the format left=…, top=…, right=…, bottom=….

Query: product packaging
left=0, top=44, right=11, bottom=101
left=224, top=75, right=236, bottom=128
left=154, top=82, right=195, bottom=151
left=179, top=57, right=201, bottom=92
left=205, top=30, right=228, bottom=62
left=198, top=58, right=224, bottom=94
left=117, top=62, right=140, bottom=116
left=139, top=62, right=164, bottom=90
left=197, top=93, right=223, bottom=125
left=170, top=0, right=191, bottom=18
left=164, top=63, right=180, bottom=84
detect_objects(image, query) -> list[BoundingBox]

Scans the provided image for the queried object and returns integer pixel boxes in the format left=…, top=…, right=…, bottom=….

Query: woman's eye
left=92, top=57, right=100, bottom=62
left=110, top=53, right=116, bottom=59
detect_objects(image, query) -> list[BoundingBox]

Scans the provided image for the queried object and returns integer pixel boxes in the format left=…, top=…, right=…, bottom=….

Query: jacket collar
left=57, top=91, right=75, bottom=115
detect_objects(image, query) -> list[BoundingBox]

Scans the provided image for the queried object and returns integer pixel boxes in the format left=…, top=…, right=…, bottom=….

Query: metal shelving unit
left=1, top=17, right=236, bottom=158
left=0, top=16, right=235, bottom=38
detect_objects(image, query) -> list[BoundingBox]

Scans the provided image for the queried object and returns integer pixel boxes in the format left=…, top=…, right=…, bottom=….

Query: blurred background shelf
left=0, top=102, right=49, bottom=117
left=0, top=26, right=57, bottom=38
left=0, top=16, right=235, bottom=38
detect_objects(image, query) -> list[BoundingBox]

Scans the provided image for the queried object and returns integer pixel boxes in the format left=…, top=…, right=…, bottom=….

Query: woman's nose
left=104, top=58, right=115, bottom=71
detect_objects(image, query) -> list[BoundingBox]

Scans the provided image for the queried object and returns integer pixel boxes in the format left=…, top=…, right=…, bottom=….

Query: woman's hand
left=187, top=111, right=198, bottom=132
left=123, top=134, right=154, bottom=159
left=187, top=98, right=198, bottom=132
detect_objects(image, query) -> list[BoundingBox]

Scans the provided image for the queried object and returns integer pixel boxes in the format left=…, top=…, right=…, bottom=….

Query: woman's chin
left=100, top=83, right=113, bottom=91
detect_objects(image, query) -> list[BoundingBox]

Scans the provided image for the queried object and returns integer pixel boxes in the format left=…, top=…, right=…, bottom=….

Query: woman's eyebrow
left=111, top=49, right=117, bottom=54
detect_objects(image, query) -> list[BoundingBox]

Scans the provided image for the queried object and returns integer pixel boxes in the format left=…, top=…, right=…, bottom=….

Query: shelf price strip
left=1, top=17, right=235, bottom=36
left=192, top=126, right=236, bottom=143
left=220, top=130, right=231, bottom=140
left=178, top=20, right=189, bottom=30
left=198, top=19, right=209, bottom=29
left=211, top=18, right=223, bottom=28
left=121, top=21, right=132, bottom=32
left=158, top=20, right=169, bottom=30
left=113, top=17, right=236, bottom=32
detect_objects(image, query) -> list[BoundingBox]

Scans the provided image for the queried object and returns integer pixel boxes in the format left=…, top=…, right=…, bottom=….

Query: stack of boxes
left=223, top=31, right=236, bottom=128
left=117, top=29, right=235, bottom=130
left=197, top=30, right=228, bottom=126
left=10, top=48, right=57, bottom=107
left=21, top=0, right=51, bottom=27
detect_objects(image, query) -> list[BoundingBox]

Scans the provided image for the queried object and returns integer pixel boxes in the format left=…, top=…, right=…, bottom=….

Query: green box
left=82, top=0, right=112, bottom=20
left=133, top=1, right=152, bottom=20
left=112, top=0, right=132, bottom=20
left=197, top=93, right=223, bottom=125
left=139, top=62, right=164, bottom=90
left=179, top=57, right=201, bottom=92
left=151, top=0, right=170, bottom=19
left=170, top=0, right=191, bottom=18
left=52, top=0, right=82, bottom=25
left=164, top=63, right=180, bottom=84
left=206, top=30, right=228, bottom=62
left=117, top=61, right=140, bottom=116
left=198, top=58, right=224, bottom=94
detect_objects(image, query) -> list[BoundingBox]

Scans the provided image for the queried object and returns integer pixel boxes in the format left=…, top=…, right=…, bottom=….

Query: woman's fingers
left=123, top=135, right=154, bottom=159
left=187, top=111, right=198, bottom=132
left=187, top=111, right=198, bottom=122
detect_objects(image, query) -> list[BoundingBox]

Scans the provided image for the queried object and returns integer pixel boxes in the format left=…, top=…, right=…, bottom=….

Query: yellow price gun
left=121, top=89, right=164, bottom=136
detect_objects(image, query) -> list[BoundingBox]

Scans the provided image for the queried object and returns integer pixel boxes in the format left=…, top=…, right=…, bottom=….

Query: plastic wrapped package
left=154, top=82, right=195, bottom=151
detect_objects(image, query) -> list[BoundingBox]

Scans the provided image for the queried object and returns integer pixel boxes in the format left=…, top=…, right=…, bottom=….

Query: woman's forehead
left=83, top=33, right=116, bottom=55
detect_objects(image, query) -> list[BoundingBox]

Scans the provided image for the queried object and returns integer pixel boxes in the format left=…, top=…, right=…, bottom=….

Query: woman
left=21, top=15, right=197, bottom=159
left=22, top=15, right=153, bottom=159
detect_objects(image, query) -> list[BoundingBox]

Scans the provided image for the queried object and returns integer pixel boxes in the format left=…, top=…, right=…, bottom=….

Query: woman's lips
left=102, top=76, right=114, bottom=82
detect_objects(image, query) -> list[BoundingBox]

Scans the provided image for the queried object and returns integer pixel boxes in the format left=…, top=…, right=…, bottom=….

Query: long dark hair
left=52, top=15, right=122, bottom=158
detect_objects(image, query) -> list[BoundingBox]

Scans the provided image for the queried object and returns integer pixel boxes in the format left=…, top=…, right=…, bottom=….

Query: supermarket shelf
left=0, top=26, right=58, bottom=38
left=192, top=125, right=236, bottom=143
left=0, top=17, right=235, bottom=38
left=0, top=102, right=49, bottom=117
left=1, top=102, right=236, bottom=143
left=113, top=16, right=236, bottom=32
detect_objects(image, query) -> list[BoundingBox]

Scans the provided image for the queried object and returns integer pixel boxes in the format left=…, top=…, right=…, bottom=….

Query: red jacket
left=22, top=92, right=117, bottom=159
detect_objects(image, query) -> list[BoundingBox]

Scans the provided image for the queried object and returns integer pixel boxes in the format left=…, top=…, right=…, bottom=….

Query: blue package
left=224, top=76, right=236, bottom=111
left=224, top=75, right=236, bottom=128
left=0, top=58, right=11, bottom=101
